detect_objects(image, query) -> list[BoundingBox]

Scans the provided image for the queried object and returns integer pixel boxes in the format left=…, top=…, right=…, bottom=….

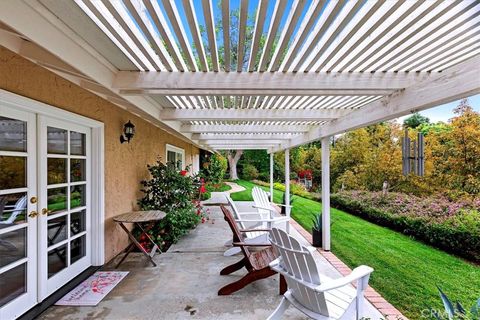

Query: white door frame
left=0, top=89, right=105, bottom=268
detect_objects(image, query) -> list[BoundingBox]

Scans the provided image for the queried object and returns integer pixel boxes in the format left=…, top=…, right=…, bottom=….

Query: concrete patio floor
left=38, top=202, right=384, bottom=320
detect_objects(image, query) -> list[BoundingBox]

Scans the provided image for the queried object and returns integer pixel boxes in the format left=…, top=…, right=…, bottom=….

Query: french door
left=37, top=116, right=91, bottom=300
left=0, top=106, right=92, bottom=319
left=0, top=107, right=37, bottom=320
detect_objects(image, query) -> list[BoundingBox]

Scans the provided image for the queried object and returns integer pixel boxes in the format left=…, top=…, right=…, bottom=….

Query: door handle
left=41, top=208, right=52, bottom=215
left=28, top=211, right=38, bottom=218
left=30, top=196, right=37, bottom=204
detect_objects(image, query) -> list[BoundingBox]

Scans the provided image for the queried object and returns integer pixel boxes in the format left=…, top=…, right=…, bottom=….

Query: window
left=166, top=144, right=185, bottom=171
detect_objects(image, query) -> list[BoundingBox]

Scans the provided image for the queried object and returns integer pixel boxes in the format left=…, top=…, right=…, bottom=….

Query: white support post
left=284, top=149, right=290, bottom=233
left=270, top=153, right=274, bottom=202
left=321, top=137, right=331, bottom=250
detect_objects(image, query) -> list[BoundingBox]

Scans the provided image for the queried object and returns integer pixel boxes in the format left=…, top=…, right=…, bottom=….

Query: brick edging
left=289, top=219, right=409, bottom=320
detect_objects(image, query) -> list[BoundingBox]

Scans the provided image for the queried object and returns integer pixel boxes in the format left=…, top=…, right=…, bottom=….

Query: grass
left=231, top=180, right=480, bottom=319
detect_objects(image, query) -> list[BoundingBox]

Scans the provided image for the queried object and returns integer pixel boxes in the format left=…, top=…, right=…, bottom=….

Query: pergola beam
left=181, top=124, right=312, bottom=134
left=113, top=71, right=429, bottom=93
left=192, top=133, right=298, bottom=140
left=273, top=55, right=480, bottom=152
left=161, top=108, right=349, bottom=121
left=200, top=139, right=286, bottom=145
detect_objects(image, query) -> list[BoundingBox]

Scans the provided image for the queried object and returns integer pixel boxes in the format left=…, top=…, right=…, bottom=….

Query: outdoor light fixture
left=120, top=120, right=135, bottom=144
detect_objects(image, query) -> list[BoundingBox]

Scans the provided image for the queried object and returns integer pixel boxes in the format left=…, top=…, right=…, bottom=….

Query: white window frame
left=166, top=144, right=185, bottom=170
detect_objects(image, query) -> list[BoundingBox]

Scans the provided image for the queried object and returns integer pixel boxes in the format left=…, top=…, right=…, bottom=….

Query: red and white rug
left=55, top=271, right=129, bottom=306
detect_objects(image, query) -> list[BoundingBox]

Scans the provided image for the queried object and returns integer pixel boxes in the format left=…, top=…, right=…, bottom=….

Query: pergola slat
left=311, top=0, right=385, bottom=72
left=300, top=0, right=364, bottom=72
left=123, top=0, right=176, bottom=71
left=81, top=0, right=149, bottom=70
left=161, top=0, right=198, bottom=71
left=221, top=0, right=230, bottom=72
left=268, top=0, right=307, bottom=72
left=396, top=18, right=480, bottom=71
left=336, top=0, right=424, bottom=72
left=201, top=0, right=219, bottom=71
left=383, top=3, right=480, bottom=71
left=351, top=1, right=442, bottom=72
left=288, top=0, right=344, bottom=72
left=141, top=0, right=188, bottom=71
left=101, top=0, right=164, bottom=71
left=258, top=0, right=287, bottom=71
left=236, top=0, right=249, bottom=72
left=364, top=0, right=471, bottom=72
left=280, top=0, right=325, bottom=72
left=325, top=0, right=404, bottom=72
left=248, top=0, right=268, bottom=72
left=182, top=0, right=208, bottom=71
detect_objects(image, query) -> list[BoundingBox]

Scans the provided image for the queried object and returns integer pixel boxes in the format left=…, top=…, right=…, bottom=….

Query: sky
left=396, top=94, right=480, bottom=124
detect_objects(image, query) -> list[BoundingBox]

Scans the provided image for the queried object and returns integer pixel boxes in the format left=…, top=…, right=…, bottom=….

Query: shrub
left=331, top=191, right=480, bottom=262
left=137, top=159, right=201, bottom=250
left=201, top=153, right=227, bottom=184
left=242, top=164, right=259, bottom=180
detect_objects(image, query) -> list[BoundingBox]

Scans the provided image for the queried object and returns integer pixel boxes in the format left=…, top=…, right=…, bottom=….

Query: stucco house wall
left=0, top=46, right=199, bottom=262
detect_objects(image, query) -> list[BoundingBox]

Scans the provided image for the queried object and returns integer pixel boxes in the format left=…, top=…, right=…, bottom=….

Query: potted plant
left=312, top=212, right=322, bottom=247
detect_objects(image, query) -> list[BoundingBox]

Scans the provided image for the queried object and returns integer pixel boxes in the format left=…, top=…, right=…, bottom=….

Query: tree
left=227, top=150, right=243, bottom=180
left=403, top=113, right=430, bottom=129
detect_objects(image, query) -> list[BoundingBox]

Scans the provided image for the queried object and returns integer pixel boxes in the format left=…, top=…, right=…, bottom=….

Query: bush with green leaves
left=201, top=153, right=227, bottom=184
left=137, top=159, right=200, bottom=250
left=242, top=163, right=259, bottom=180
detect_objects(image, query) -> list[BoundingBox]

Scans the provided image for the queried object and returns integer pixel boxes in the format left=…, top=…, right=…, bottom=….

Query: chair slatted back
left=224, top=195, right=248, bottom=230
left=252, top=187, right=271, bottom=221
left=220, top=205, right=251, bottom=258
left=270, top=228, right=329, bottom=317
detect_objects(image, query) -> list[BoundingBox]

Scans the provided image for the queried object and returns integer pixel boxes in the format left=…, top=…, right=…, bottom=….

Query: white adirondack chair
left=268, top=228, right=374, bottom=320
left=252, top=186, right=292, bottom=223
left=223, top=194, right=289, bottom=256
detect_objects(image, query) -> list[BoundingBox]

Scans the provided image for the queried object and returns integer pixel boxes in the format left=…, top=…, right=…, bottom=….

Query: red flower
left=199, top=185, right=206, bottom=194
left=201, top=217, right=206, bottom=223
left=180, top=170, right=187, bottom=176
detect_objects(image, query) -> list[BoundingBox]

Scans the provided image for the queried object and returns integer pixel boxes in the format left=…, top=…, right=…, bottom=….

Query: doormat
left=55, top=271, right=129, bottom=306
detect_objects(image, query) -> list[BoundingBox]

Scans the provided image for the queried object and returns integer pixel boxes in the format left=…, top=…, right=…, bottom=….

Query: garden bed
left=331, top=191, right=480, bottom=263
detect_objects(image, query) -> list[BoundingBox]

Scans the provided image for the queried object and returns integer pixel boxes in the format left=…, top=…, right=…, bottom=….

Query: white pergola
left=1, top=0, right=479, bottom=249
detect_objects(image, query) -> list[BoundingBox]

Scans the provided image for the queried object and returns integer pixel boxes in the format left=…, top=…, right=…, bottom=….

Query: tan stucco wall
left=0, top=46, right=199, bottom=262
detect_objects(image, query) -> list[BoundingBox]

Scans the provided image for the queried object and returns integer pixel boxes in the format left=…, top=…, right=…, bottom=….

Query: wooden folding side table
left=113, top=210, right=166, bottom=268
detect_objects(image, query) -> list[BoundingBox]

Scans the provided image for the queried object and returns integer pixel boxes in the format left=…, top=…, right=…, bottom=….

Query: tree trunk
left=228, top=150, right=243, bottom=180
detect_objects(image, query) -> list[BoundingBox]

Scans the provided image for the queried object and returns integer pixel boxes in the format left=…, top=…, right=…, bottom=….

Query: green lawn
left=231, top=180, right=480, bottom=319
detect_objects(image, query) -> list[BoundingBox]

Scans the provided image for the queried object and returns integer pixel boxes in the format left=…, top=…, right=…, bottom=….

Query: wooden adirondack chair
left=218, top=205, right=286, bottom=296
left=223, top=194, right=289, bottom=256
left=268, top=228, right=374, bottom=320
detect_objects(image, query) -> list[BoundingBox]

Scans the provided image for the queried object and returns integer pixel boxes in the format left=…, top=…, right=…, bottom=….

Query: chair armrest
left=240, top=228, right=271, bottom=232
left=232, top=242, right=271, bottom=247
left=252, top=205, right=276, bottom=212
left=314, top=266, right=374, bottom=292
left=274, top=203, right=293, bottom=208
left=237, top=212, right=264, bottom=215
left=235, top=216, right=290, bottom=223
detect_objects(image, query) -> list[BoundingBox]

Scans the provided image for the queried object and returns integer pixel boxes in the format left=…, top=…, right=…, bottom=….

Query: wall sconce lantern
left=120, top=120, right=135, bottom=144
